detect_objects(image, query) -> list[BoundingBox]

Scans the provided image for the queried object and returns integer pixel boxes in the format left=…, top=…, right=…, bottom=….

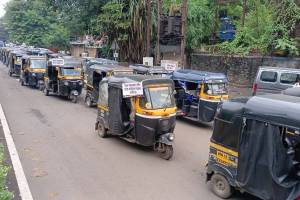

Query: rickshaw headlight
left=64, top=81, right=69, bottom=86
left=168, top=133, right=175, bottom=141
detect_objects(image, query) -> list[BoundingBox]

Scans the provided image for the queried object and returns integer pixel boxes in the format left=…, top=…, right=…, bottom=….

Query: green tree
left=4, top=0, right=70, bottom=49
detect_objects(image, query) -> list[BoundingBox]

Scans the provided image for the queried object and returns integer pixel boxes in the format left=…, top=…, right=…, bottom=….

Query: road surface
left=0, top=63, right=255, bottom=200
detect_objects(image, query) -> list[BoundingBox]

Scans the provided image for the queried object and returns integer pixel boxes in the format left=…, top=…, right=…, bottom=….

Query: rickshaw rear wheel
left=71, top=95, right=78, bottom=103
left=210, top=173, right=233, bottom=199
left=85, top=96, right=93, bottom=107
left=43, top=88, right=49, bottom=96
left=158, top=144, right=173, bottom=160
left=20, top=80, right=24, bottom=86
left=97, top=121, right=108, bottom=138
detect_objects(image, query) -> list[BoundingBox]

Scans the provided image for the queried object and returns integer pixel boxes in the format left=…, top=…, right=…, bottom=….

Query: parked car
left=253, top=66, right=300, bottom=95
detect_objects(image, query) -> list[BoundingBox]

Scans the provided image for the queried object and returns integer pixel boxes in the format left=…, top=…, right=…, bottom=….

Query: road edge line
left=0, top=104, right=33, bottom=200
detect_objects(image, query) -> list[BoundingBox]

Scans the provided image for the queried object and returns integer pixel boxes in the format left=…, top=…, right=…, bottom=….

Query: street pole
left=180, top=0, right=188, bottom=69
left=156, top=0, right=162, bottom=65
left=146, top=0, right=151, bottom=57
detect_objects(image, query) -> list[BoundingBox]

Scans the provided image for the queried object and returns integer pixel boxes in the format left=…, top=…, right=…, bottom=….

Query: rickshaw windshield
left=60, top=68, right=81, bottom=76
left=140, top=86, right=175, bottom=109
left=31, top=60, right=46, bottom=69
left=204, top=82, right=228, bottom=95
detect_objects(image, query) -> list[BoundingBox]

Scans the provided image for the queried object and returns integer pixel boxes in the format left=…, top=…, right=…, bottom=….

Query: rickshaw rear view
left=207, top=94, right=300, bottom=200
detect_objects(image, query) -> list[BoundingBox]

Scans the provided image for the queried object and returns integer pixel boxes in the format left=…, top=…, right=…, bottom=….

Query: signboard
left=161, top=60, right=178, bottom=71
left=113, top=52, right=119, bottom=58
left=122, top=82, right=143, bottom=97
left=143, top=57, right=154, bottom=67
left=50, top=59, right=64, bottom=66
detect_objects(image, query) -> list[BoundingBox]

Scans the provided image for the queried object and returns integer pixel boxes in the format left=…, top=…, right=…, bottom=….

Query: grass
left=0, top=144, right=13, bottom=200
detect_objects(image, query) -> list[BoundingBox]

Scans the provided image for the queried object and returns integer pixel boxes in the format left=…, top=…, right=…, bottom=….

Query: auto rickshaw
left=95, top=75, right=176, bottom=160
left=20, top=55, right=47, bottom=89
left=43, top=58, right=83, bottom=103
left=171, top=69, right=229, bottom=122
left=8, top=50, right=25, bottom=76
left=84, top=64, right=133, bottom=107
left=207, top=94, right=300, bottom=200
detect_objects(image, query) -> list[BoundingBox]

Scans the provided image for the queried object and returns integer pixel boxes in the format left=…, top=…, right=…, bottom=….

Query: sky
left=0, top=0, right=11, bottom=18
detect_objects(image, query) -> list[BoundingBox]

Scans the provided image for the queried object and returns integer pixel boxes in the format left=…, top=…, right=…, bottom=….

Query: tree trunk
left=241, top=0, right=247, bottom=27
left=181, top=0, right=188, bottom=68
left=156, top=0, right=162, bottom=65
left=146, top=0, right=151, bottom=57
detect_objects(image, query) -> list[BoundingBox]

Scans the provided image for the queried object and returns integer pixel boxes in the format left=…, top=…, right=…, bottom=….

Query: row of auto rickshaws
left=1, top=46, right=299, bottom=200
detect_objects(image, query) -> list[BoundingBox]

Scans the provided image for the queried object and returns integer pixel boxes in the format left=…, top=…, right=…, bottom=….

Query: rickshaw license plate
left=216, top=151, right=230, bottom=165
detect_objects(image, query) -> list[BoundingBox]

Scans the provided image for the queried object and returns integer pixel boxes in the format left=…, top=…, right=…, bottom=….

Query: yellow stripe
left=210, top=142, right=238, bottom=157
left=97, top=104, right=109, bottom=111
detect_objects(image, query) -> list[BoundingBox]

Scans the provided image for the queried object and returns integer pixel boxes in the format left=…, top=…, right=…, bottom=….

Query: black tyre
left=97, top=121, right=108, bottom=138
left=158, top=144, right=173, bottom=160
left=8, top=70, right=12, bottom=77
left=44, top=87, right=49, bottom=96
left=71, top=95, right=78, bottom=103
left=20, top=80, right=24, bottom=86
left=210, top=173, right=233, bottom=199
left=85, top=96, right=93, bottom=107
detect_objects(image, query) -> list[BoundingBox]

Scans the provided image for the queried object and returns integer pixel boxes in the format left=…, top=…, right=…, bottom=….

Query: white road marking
left=0, top=104, right=33, bottom=200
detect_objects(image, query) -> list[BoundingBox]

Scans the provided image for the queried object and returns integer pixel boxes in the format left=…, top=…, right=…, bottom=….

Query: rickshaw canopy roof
left=224, top=94, right=300, bottom=129
left=90, top=64, right=132, bottom=73
left=171, top=69, right=228, bottom=83
left=129, top=64, right=170, bottom=74
left=105, top=75, right=174, bottom=89
left=86, top=58, right=118, bottom=66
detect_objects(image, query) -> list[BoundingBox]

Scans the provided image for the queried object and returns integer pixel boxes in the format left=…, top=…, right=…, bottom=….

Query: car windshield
left=140, top=87, right=175, bottom=109
left=204, top=83, right=228, bottom=95
left=31, top=60, right=46, bottom=69
left=60, top=68, right=81, bottom=76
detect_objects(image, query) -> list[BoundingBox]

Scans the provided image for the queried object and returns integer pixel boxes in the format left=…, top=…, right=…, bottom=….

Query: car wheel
left=210, top=173, right=233, bottom=199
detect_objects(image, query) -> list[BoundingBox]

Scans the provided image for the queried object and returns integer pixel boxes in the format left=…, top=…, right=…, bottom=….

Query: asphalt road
left=0, top=63, right=256, bottom=200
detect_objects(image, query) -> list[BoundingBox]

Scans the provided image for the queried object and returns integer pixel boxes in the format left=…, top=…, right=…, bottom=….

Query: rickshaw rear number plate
left=216, top=151, right=230, bottom=166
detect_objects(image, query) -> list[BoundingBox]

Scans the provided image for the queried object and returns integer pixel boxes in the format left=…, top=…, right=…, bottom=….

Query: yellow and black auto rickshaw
left=20, top=55, right=47, bottom=89
left=8, top=50, right=25, bottom=77
left=171, top=69, right=229, bottom=123
left=207, top=94, right=300, bottom=199
left=85, top=64, right=133, bottom=107
left=43, top=58, right=83, bottom=103
left=95, top=75, right=176, bottom=160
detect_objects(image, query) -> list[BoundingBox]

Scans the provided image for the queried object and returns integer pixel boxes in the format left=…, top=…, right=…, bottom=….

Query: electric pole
left=156, top=0, right=162, bottom=64
left=180, top=0, right=188, bottom=68
left=146, top=0, right=152, bottom=57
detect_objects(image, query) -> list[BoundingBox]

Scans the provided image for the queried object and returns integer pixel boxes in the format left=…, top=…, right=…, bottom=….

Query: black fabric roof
left=244, top=94, right=300, bottom=129
left=105, top=75, right=174, bottom=89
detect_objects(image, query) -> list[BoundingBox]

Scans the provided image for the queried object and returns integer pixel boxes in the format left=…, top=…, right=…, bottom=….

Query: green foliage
left=187, top=0, right=214, bottom=49
left=4, top=0, right=70, bottom=49
left=218, top=0, right=300, bottom=56
left=97, top=1, right=130, bottom=42
left=0, top=145, right=13, bottom=200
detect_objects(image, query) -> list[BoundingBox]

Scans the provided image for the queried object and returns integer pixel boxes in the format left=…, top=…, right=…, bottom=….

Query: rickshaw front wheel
left=97, top=121, right=108, bottom=138
left=71, top=95, right=78, bottom=103
left=85, top=96, right=93, bottom=107
left=210, top=173, right=233, bottom=199
left=158, top=144, right=173, bottom=160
